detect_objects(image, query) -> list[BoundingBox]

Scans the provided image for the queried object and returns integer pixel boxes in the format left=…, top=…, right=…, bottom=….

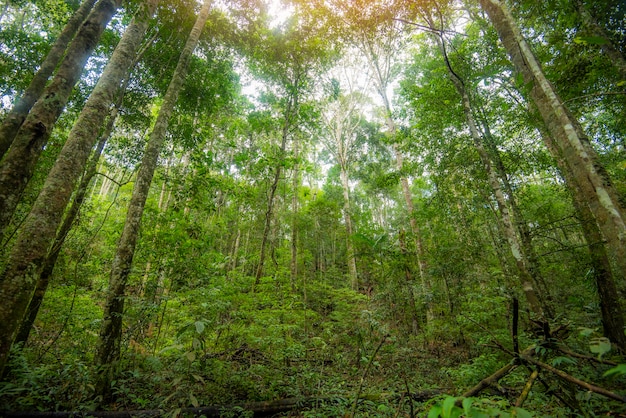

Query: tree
left=0, top=0, right=157, bottom=377
left=0, top=0, right=97, bottom=158
left=93, top=0, right=211, bottom=398
left=478, top=0, right=626, bottom=284
left=0, top=0, right=123, bottom=237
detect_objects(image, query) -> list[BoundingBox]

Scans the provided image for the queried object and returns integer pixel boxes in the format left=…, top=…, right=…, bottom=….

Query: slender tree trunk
left=0, top=0, right=97, bottom=158
left=290, top=141, right=299, bottom=292
left=0, top=0, right=156, bottom=377
left=339, top=164, right=358, bottom=290
left=479, top=0, right=626, bottom=281
left=0, top=0, right=122, bottom=237
left=437, top=36, right=545, bottom=317
left=93, top=0, right=210, bottom=398
left=255, top=96, right=297, bottom=284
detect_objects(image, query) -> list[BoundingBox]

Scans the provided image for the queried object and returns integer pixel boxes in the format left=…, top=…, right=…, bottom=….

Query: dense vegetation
left=0, top=0, right=625, bottom=416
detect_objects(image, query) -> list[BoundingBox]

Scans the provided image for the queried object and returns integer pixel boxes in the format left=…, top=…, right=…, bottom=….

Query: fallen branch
left=556, top=346, right=619, bottom=366
left=520, top=354, right=626, bottom=403
left=461, top=362, right=517, bottom=398
left=515, top=369, right=539, bottom=407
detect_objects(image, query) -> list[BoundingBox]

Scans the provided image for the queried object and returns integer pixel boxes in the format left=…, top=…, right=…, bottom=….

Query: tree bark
left=478, top=0, right=626, bottom=282
left=435, top=34, right=546, bottom=318
left=537, top=124, right=626, bottom=351
left=339, top=162, right=359, bottom=290
left=0, top=0, right=97, bottom=158
left=93, top=0, right=210, bottom=399
left=0, top=0, right=122, bottom=237
left=0, top=0, right=155, bottom=377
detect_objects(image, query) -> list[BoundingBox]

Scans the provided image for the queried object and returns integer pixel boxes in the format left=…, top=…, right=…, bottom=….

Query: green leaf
left=195, top=321, right=205, bottom=334
left=513, top=407, right=533, bottom=418
left=617, top=80, right=626, bottom=87
left=551, top=356, right=577, bottom=366
left=578, top=327, right=596, bottom=337
left=185, top=351, right=196, bottom=362
left=442, top=396, right=461, bottom=418
left=573, top=35, right=609, bottom=45
left=189, top=393, right=199, bottom=408
left=462, top=397, right=473, bottom=415
left=603, top=364, right=626, bottom=378
left=427, top=405, right=442, bottom=418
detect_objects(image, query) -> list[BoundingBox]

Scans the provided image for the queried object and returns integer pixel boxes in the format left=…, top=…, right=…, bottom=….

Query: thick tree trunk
left=93, top=0, right=210, bottom=398
left=538, top=124, right=626, bottom=351
left=0, top=0, right=155, bottom=376
left=0, top=0, right=122, bottom=237
left=479, top=0, right=626, bottom=281
left=0, top=0, right=97, bottom=158
left=13, top=123, right=110, bottom=347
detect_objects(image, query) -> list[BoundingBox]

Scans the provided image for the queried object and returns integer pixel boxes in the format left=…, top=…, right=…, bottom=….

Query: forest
left=0, top=0, right=625, bottom=416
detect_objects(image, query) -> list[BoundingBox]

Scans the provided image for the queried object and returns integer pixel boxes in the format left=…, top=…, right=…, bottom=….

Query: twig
left=350, top=334, right=388, bottom=417
left=563, top=91, right=626, bottom=103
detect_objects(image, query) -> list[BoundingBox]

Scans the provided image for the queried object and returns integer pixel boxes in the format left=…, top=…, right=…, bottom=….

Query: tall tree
left=0, top=0, right=97, bottom=158
left=93, top=0, right=211, bottom=398
left=320, top=88, right=364, bottom=290
left=0, top=0, right=158, bottom=377
left=478, top=0, right=626, bottom=282
left=0, top=0, right=123, bottom=237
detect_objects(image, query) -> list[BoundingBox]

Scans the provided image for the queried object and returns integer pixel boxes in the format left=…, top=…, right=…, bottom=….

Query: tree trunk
left=13, top=120, right=110, bottom=348
left=0, top=0, right=122, bottom=237
left=437, top=36, right=546, bottom=317
left=0, top=0, right=97, bottom=158
left=0, top=0, right=155, bottom=377
left=290, top=140, right=299, bottom=292
left=93, top=0, right=210, bottom=399
left=339, top=164, right=358, bottom=290
left=538, top=123, right=626, bottom=351
left=478, top=0, right=626, bottom=281
left=12, top=27, right=157, bottom=347
left=255, top=90, right=299, bottom=284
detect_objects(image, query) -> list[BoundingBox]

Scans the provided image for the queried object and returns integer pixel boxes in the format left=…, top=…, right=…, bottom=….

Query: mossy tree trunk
left=0, top=0, right=156, bottom=377
left=0, top=0, right=97, bottom=158
left=479, top=0, right=626, bottom=284
left=0, top=0, right=122, bottom=237
left=93, top=0, right=211, bottom=399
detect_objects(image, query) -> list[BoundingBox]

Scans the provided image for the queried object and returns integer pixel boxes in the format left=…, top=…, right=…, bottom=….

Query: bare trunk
left=437, top=35, right=545, bottom=317
left=0, top=0, right=97, bottom=158
left=479, top=0, right=626, bottom=281
left=0, top=0, right=122, bottom=236
left=539, top=124, right=626, bottom=351
left=93, top=0, right=211, bottom=399
left=255, top=95, right=296, bottom=284
left=0, top=0, right=154, bottom=376
left=290, top=141, right=299, bottom=292
left=339, top=165, right=358, bottom=290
